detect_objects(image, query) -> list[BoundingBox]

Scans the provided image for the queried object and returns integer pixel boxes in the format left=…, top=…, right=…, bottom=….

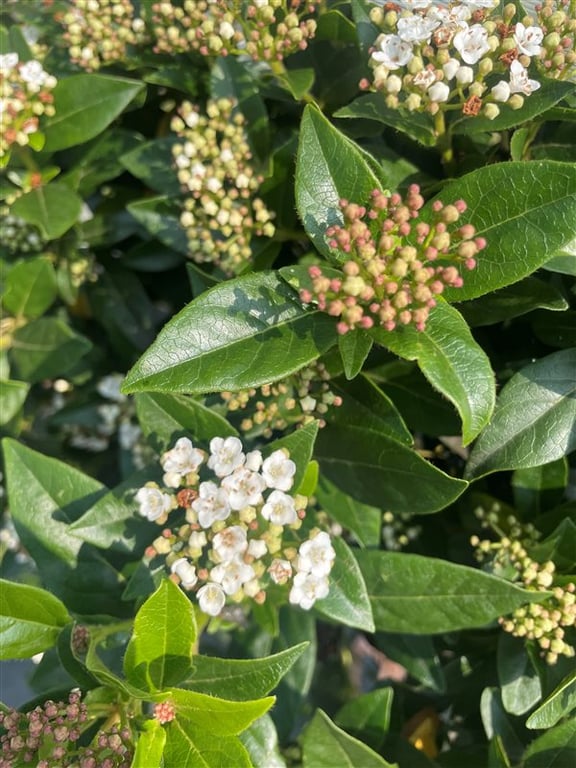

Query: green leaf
left=497, top=633, right=542, bottom=716
left=124, top=579, right=197, bottom=691
left=338, top=330, right=373, bottom=380
left=0, top=379, right=30, bottom=426
left=465, top=349, right=576, bottom=480
left=167, top=688, right=274, bottom=736
left=2, top=439, right=127, bottom=615
left=315, top=423, right=467, bottom=514
left=335, top=94, right=436, bottom=146
left=122, top=272, right=337, bottom=394
left=302, top=709, right=397, bottom=768
left=2, top=257, right=57, bottom=318
left=316, top=10, right=357, bottom=43
left=240, top=714, right=286, bottom=768
left=121, top=137, right=181, bottom=196
left=135, top=392, right=238, bottom=449
left=335, top=688, right=393, bottom=751
left=374, top=632, right=445, bottom=692
left=0, top=580, right=70, bottom=660
left=314, top=538, right=375, bottom=632
left=164, top=721, right=252, bottom=768
left=532, top=309, right=576, bottom=349
left=11, top=183, right=82, bottom=240
left=128, top=196, right=190, bottom=255
left=295, top=106, right=382, bottom=259
left=43, top=74, right=144, bottom=151
left=526, top=669, right=576, bottom=729
left=356, top=550, right=549, bottom=634
left=522, top=719, right=576, bottom=767
left=371, top=301, right=495, bottom=444
left=350, top=0, right=379, bottom=54
left=280, top=68, right=316, bottom=101
left=265, top=421, right=319, bottom=494
left=132, top=720, right=167, bottom=768
left=438, top=161, right=576, bottom=302
left=10, top=317, right=92, bottom=383
left=315, top=475, right=381, bottom=548
left=182, top=643, right=308, bottom=700
left=512, top=458, right=568, bottom=518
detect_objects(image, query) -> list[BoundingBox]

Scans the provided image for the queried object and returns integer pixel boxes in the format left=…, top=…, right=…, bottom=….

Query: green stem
left=434, top=110, right=454, bottom=172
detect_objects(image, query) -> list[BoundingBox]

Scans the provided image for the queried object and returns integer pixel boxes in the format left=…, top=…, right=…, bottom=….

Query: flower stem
left=434, top=110, right=455, bottom=173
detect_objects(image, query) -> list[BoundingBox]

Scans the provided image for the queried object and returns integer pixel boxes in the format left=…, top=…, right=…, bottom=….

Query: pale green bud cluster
left=535, top=0, right=576, bottom=80
left=382, top=510, right=422, bottom=550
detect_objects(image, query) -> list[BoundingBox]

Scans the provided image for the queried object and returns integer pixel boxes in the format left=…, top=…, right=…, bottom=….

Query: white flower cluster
left=135, top=435, right=336, bottom=617
left=366, top=1, right=545, bottom=120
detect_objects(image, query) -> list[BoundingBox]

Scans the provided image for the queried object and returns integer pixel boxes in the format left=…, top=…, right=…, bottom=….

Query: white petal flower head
left=19, top=60, right=48, bottom=91
left=161, top=437, right=204, bottom=488
left=453, top=24, right=491, bottom=65
left=212, top=525, right=248, bottom=561
left=135, top=486, right=172, bottom=522
left=192, top=481, right=231, bottom=528
left=208, top=436, right=245, bottom=477
left=372, top=34, right=414, bottom=70
left=221, top=467, right=266, bottom=510
left=245, top=450, right=263, bottom=472
left=289, top=572, right=330, bottom=610
left=268, top=558, right=293, bottom=585
left=397, top=16, right=440, bottom=44
left=210, top=557, right=256, bottom=595
left=261, top=449, right=296, bottom=491
left=219, top=21, right=235, bottom=40
left=443, top=58, right=461, bottom=81
left=197, top=582, right=226, bottom=616
left=188, top=530, right=208, bottom=552
left=261, top=490, right=298, bottom=526
left=248, top=538, right=268, bottom=559
left=509, top=60, right=541, bottom=96
left=0, top=53, right=19, bottom=72
left=428, top=81, right=451, bottom=102
left=513, top=23, right=544, bottom=57
left=491, top=80, right=511, bottom=102
left=171, top=558, right=198, bottom=589
left=296, top=532, right=336, bottom=577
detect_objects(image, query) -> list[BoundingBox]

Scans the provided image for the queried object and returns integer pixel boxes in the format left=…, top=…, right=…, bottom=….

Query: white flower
left=253, top=0, right=269, bottom=7
left=456, top=65, right=474, bottom=85
left=247, top=539, right=268, bottom=559
left=192, top=481, right=231, bottom=528
left=397, top=16, right=439, bottom=44
left=221, top=467, right=266, bottom=510
left=245, top=450, right=263, bottom=472
left=135, top=486, right=172, bottom=522
left=118, top=421, right=141, bottom=450
left=188, top=530, right=207, bottom=553
left=491, top=80, right=510, bottom=102
left=443, top=58, right=461, bottom=81
left=428, top=81, right=450, bottom=102
left=208, top=436, right=245, bottom=477
left=19, top=60, right=49, bottom=91
left=460, top=0, right=497, bottom=7
left=289, top=572, right=330, bottom=610
left=210, top=557, right=256, bottom=596
left=413, top=69, right=437, bottom=90
left=0, top=53, right=19, bottom=72
left=296, top=532, right=336, bottom=577
left=197, top=582, right=226, bottom=616
left=219, top=21, right=235, bottom=40
left=96, top=373, right=125, bottom=402
left=171, top=558, right=198, bottom=589
left=261, top=490, right=297, bottom=526
left=509, top=60, right=540, bottom=96
left=268, top=558, right=293, bottom=585
left=261, top=450, right=296, bottom=491
left=513, top=23, right=543, bottom=57
left=453, top=24, right=490, bottom=65
left=161, top=437, right=204, bottom=488
left=212, top=525, right=248, bottom=561
left=372, top=34, right=414, bottom=70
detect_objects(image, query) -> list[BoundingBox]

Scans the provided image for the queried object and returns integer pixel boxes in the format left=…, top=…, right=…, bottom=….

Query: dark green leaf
left=522, top=718, right=576, bottom=767
left=121, top=137, right=181, bottom=196
left=335, top=688, right=393, bottom=751
left=2, top=257, right=57, bottom=318
left=280, top=68, right=316, bottom=101
left=532, top=309, right=576, bottom=349
left=316, top=10, right=357, bottom=43
left=512, top=458, right=568, bottom=518
left=240, top=714, right=286, bottom=768
left=338, top=330, right=373, bottom=380
left=375, top=632, right=445, bottom=693
left=350, top=0, right=379, bottom=54
left=128, top=196, right=190, bottom=255
left=10, top=317, right=92, bottom=383
left=316, top=475, right=381, bottom=548
left=11, top=183, right=82, bottom=240
left=0, top=379, right=29, bottom=426
left=265, top=421, right=319, bottom=493
left=497, top=633, right=542, bottom=716
left=526, top=669, right=576, bottom=729
left=335, top=94, right=436, bottom=146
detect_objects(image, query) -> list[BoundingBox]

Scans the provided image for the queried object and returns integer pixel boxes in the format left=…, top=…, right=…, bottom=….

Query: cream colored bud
left=385, top=75, right=402, bottom=94
left=479, top=58, right=493, bottom=76
left=483, top=103, right=500, bottom=120
left=509, top=94, right=525, bottom=109
left=408, top=56, right=424, bottom=74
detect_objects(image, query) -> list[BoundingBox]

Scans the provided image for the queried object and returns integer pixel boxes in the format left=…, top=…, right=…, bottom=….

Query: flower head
left=513, top=22, right=544, bottom=57
left=261, top=449, right=297, bottom=491
left=135, top=486, right=173, bottom=522
left=372, top=34, right=414, bottom=69
left=453, top=24, right=491, bottom=64
left=208, top=436, right=245, bottom=477
left=509, top=59, right=541, bottom=95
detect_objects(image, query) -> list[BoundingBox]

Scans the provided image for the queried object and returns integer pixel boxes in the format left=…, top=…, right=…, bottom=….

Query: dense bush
left=1, top=1, right=575, bottom=766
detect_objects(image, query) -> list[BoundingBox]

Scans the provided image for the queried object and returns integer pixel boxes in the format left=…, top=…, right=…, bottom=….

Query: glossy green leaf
left=350, top=0, right=379, bottom=54
left=84, top=629, right=155, bottom=699
left=314, top=538, right=375, bottom=631
left=335, top=94, right=436, bottom=146
left=375, top=632, right=445, bottom=692
left=532, top=309, right=576, bottom=349
left=128, top=196, right=189, bottom=255
left=183, top=643, right=308, bottom=700
left=335, top=688, right=393, bottom=751
left=315, top=475, right=381, bottom=548
left=0, top=579, right=70, bottom=660
left=135, top=392, right=238, bottom=448
left=316, top=10, right=357, bottom=42
left=164, top=721, right=252, bottom=768
left=122, top=272, right=337, bottom=394
left=280, top=68, right=316, bottom=101
left=124, top=579, right=197, bottom=692
left=2, top=439, right=127, bottom=615
left=338, top=330, right=373, bottom=380
left=295, top=106, right=381, bottom=259
left=530, top=518, right=576, bottom=572
left=371, top=301, right=495, bottom=445
left=522, top=719, right=576, bottom=767
left=497, top=633, right=542, bottom=716
left=10, top=317, right=92, bottom=383
left=481, top=687, right=525, bottom=762
left=121, top=137, right=181, bottom=196
left=512, top=458, right=568, bottom=518
left=132, top=720, right=166, bottom=768
left=167, top=688, right=274, bottom=736
left=43, top=74, right=144, bottom=151
left=356, top=550, right=549, bottom=634
left=11, top=183, right=82, bottom=240
left=0, top=379, right=29, bottom=426
left=2, top=257, right=57, bottom=318
left=437, top=161, right=576, bottom=302
left=526, top=669, right=576, bottom=729
left=240, top=714, right=286, bottom=768
left=466, top=349, right=576, bottom=479
left=302, top=709, right=397, bottom=768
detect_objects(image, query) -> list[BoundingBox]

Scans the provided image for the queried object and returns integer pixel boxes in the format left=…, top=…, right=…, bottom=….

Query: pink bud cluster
left=535, top=0, right=576, bottom=79
left=300, top=186, right=484, bottom=334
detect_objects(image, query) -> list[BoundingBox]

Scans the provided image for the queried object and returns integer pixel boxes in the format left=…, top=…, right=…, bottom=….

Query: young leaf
left=338, top=330, right=373, bottom=380
left=334, top=94, right=436, bottom=146
left=43, top=74, right=144, bottom=151
left=314, top=538, right=375, bottom=632
left=11, top=183, right=82, bottom=240
left=466, top=349, right=576, bottom=479
left=182, top=642, right=308, bottom=700
left=335, top=688, right=394, bottom=751
left=122, top=272, right=337, bottom=394
left=356, top=550, right=550, bottom=634
left=2, top=257, right=57, bottom=318
left=132, top=720, right=167, bottom=768
left=370, top=301, right=495, bottom=445
left=240, top=714, right=286, bottom=768
left=124, top=579, right=197, bottom=692
left=526, top=669, right=576, bottom=730
left=167, top=688, right=274, bottom=736
left=302, top=709, right=397, bottom=768
left=0, top=580, right=70, bottom=660
left=164, top=721, right=252, bottom=768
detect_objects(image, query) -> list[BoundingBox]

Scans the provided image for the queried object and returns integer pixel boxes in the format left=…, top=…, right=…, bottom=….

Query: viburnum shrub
left=0, top=1, right=575, bottom=766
